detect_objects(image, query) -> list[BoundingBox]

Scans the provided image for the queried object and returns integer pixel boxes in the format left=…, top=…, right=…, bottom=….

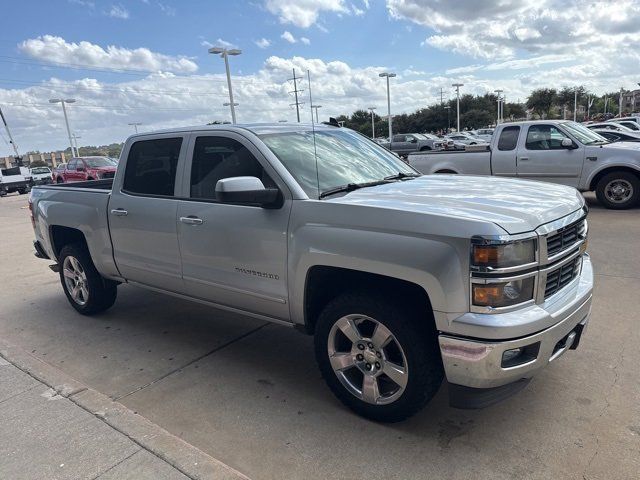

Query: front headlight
left=472, top=239, right=536, bottom=269
left=472, top=276, right=536, bottom=309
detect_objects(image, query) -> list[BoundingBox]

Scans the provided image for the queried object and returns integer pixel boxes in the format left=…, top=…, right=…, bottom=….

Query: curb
left=0, top=339, right=251, bottom=480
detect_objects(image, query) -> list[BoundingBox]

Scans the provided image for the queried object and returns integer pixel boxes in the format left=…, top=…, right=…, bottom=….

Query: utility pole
left=72, top=133, right=81, bottom=154
left=444, top=105, right=451, bottom=132
left=0, top=106, right=20, bottom=160
left=49, top=98, right=77, bottom=157
left=128, top=122, right=142, bottom=133
left=440, top=87, right=444, bottom=106
left=573, top=88, right=578, bottom=122
left=288, top=68, right=305, bottom=123
left=368, top=107, right=377, bottom=139
left=452, top=83, right=464, bottom=131
left=494, top=89, right=503, bottom=125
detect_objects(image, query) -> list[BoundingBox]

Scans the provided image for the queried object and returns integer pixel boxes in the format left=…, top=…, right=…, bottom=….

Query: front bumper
left=439, top=253, right=593, bottom=390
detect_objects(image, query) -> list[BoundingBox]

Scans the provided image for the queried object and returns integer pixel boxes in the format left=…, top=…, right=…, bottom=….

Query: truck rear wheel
left=595, top=171, right=640, bottom=209
left=314, top=292, right=443, bottom=422
left=58, top=243, right=117, bottom=315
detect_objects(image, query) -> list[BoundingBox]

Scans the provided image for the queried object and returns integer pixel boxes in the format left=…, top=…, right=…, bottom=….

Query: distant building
left=1, top=151, right=69, bottom=169
left=622, top=89, right=640, bottom=113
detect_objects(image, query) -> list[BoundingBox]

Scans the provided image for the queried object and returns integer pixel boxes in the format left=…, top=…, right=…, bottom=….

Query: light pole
left=494, top=89, right=503, bottom=125
left=311, top=105, right=322, bottom=123
left=379, top=72, right=396, bottom=144
left=444, top=105, right=451, bottom=132
left=72, top=133, right=81, bottom=154
left=368, top=106, right=377, bottom=138
left=619, top=86, right=624, bottom=117
left=573, top=88, right=578, bottom=122
left=128, top=122, right=142, bottom=133
left=452, top=83, right=464, bottom=131
left=223, top=102, right=239, bottom=123
left=209, top=46, right=242, bottom=124
left=49, top=98, right=77, bottom=157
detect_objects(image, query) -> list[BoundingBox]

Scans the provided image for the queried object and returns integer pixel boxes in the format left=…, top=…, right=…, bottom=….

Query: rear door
left=490, top=125, right=520, bottom=177
left=108, top=134, right=188, bottom=292
left=65, top=159, right=78, bottom=182
left=516, top=124, right=584, bottom=187
left=176, top=132, right=291, bottom=320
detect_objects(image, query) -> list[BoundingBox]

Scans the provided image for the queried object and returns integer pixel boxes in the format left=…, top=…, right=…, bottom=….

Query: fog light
left=501, top=342, right=540, bottom=368
left=502, top=348, right=523, bottom=364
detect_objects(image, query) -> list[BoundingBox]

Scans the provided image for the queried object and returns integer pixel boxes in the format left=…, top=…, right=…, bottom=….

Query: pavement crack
left=113, top=322, right=270, bottom=401
left=0, top=383, right=41, bottom=405
left=90, top=448, right=141, bottom=480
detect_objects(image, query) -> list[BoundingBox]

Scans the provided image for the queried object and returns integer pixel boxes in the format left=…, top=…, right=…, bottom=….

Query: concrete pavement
left=0, top=191, right=639, bottom=479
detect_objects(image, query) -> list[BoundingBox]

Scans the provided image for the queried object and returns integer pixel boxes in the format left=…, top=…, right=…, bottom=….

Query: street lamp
left=573, top=88, right=578, bottom=122
left=209, top=46, right=242, bottom=124
left=494, top=89, right=503, bottom=125
left=223, top=102, right=239, bottom=123
left=379, top=72, right=396, bottom=144
left=49, top=98, right=77, bottom=157
left=368, top=106, right=377, bottom=139
left=311, top=105, right=322, bottom=123
left=452, top=83, right=464, bottom=131
left=128, top=122, right=142, bottom=133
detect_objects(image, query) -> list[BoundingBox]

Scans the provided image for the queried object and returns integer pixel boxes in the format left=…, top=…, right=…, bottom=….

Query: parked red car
left=55, top=156, right=117, bottom=183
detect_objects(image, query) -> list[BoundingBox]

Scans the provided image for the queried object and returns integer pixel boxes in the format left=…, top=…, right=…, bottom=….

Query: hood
left=599, top=141, right=640, bottom=152
left=328, top=175, right=584, bottom=234
left=93, top=166, right=117, bottom=171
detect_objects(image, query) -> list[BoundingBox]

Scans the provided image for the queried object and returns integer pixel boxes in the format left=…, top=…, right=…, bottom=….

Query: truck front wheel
left=58, top=243, right=117, bottom=315
left=314, top=292, right=443, bottom=422
left=595, top=171, right=640, bottom=209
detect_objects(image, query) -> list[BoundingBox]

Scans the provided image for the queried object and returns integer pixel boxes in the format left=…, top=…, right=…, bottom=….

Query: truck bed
left=36, top=179, right=113, bottom=191
left=408, top=149, right=492, bottom=176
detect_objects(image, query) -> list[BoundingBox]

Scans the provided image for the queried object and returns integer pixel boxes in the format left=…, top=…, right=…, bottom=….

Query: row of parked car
left=378, top=129, right=493, bottom=156
left=0, top=156, right=118, bottom=196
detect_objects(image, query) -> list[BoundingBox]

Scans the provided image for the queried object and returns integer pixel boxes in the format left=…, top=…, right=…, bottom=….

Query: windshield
left=562, top=121, right=608, bottom=144
left=31, top=167, right=50, bottom=174
left=260, top=129, right=417, bottom=198
left=85, top=157, right=116, bottom=168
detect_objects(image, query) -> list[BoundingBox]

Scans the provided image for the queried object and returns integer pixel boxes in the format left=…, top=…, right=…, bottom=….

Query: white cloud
left=265, top=0, right=348, bottom=28
left=201, top=38, right=238, bottom=50
left=68, top=0, right=95, bottom=7
left=281, top=31, right=297, bottom=43
left=300, top=37, right=311, bottom=45
left=255, top=38, right=272, bottom=49
left=107, top=4, right=129, bottom=19
left=19, top=35, right=198, bottom=73
left=157, top=2, right=176, bottom=16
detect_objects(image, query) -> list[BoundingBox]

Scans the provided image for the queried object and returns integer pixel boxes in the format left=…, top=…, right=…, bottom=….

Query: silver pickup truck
left=408, top=120, right=640, bottom=209
left=29, top=123, right=593, bottom=421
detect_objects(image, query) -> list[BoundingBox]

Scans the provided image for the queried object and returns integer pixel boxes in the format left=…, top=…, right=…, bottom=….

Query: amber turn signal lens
left=472, top=285, right=502, bottom=306
left=473, top=246, right=499, bottom=265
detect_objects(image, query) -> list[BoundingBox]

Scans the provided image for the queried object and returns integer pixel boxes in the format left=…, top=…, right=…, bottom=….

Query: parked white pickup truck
left=29, top=123, right=593, bottom=421
left=408, top=120, right=640, bottom=209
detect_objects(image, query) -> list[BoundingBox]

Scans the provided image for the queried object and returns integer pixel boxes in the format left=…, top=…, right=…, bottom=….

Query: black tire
left=56, top=177, right=64, bottom=184
left=314, top=292, right=443, bottom=422
left=595, top=171, right=640, bottom=209
left=58, top=243, right=117, bottom=315
left=419, top=146, right=431, bottom=151
left=87, top=177, right=94, bottom=181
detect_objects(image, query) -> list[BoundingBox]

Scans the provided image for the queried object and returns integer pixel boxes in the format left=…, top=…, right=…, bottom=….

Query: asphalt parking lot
left=0, top=192, right=638, bottom=480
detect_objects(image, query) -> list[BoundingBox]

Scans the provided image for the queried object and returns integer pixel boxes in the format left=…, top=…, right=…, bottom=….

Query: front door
left=491, top=125, right=521, bottom=177
left=516, top=124, right=584, bottom=187
left=176, top=132, right=291, bottom=320
left=108, top=135, right=187, bottom=292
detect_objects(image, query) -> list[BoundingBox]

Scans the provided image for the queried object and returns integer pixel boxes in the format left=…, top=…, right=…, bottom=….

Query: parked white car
left=586, top=122, right=634, bottom=132
left=0, top=166, right=32, bottom=196
left=29, top=166, right=53, bottom=185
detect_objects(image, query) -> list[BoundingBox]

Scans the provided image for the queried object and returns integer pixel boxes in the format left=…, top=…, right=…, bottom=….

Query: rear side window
left=123, top=138, right=182, bottom=196
left=497, top=126, right=520, bottom=151
left=190, top=136, right=274, bottom=201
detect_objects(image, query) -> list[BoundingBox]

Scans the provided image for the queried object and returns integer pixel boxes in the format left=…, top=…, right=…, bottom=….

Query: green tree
left=526, top=88, right=558, bottom=118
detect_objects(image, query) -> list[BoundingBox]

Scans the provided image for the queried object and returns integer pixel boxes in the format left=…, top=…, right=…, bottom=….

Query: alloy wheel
left=62, top=256, right=89, bottom=305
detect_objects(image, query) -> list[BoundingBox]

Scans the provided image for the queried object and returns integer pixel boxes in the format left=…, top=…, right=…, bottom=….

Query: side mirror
left=409, top=137, right=417, bottom=143
left=561, top=138, right=575, bottom=149
left=215, top=176, right=280, bottom=208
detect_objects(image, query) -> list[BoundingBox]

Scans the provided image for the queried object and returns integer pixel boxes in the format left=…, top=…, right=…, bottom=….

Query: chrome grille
left=546, top=219, right=586, bottom=257
left=544, top=257, right=581, bottom=299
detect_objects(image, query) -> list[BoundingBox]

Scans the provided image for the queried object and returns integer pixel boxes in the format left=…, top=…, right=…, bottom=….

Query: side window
left=497, top=126, right=520, bottom=151
left=525, top=125, right=569, bottom=150
left=67, top=159, right=77, bottom=170
left=392, top=135, right=404, bottom=142
left=122, top=137, right=182, bottom=196
left=190, top=136, right=275, bottom=201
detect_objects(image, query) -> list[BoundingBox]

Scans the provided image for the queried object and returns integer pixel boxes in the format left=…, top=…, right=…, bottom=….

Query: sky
left=1, top=0, right=640, bottom=155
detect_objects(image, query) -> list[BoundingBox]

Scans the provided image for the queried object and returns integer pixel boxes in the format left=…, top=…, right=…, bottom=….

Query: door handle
left=519, top=157, right=529, bottom=161
left=110, top=208, right=128, bottom=216
left=180, top=216, right=203, bottom=225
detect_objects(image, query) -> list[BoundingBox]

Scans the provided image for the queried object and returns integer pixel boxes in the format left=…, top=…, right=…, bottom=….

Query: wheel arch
left=302, top=266, right=436, bottom=335
left=588, top=165, right=640, bottom=191
left=49, top=225, right=87, bottom=261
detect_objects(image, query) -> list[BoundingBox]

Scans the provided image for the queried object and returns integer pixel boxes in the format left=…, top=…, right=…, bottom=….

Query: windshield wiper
left=319, top=179, right=392, bottom=199
left=384, top=172, right=421, bottom=181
